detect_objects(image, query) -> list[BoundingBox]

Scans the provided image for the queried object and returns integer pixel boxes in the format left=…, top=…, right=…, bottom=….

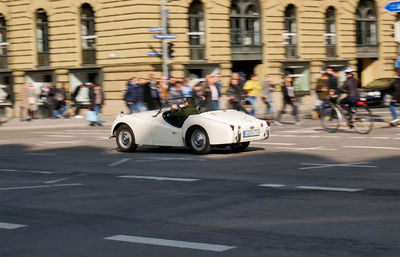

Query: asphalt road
left=0, top=112, right=400, bottom=257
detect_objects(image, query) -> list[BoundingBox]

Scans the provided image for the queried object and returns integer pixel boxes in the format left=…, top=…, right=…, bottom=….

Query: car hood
left=199, top=110, right=260, bottom=124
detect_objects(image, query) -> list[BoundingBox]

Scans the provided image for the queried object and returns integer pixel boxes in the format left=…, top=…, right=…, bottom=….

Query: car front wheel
left=116, top=124, right=137, bottom=152
left=189, top=128, right=211, bottom=154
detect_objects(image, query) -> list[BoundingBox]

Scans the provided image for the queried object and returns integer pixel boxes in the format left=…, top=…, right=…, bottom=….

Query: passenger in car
left=169, top=98, right=199, bottom=127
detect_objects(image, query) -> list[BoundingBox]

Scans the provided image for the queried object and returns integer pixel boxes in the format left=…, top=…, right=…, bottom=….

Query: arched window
left=36, top=9, right=49, bottom=67
left=81, top=4, right=96, bottom=64
left=284, top=4, right=297, bottom=58
left=188, top=0, right=205, bottom=60
left=0, top=14, right=7, bottom=68
left=325, top=6, right=337, bottom=57
left=356, top=0, right=377, bottom=46
left=230, top=0, right=261, bottom=46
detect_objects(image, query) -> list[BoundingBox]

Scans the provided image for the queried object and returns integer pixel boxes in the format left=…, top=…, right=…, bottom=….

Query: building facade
left=0, top=0, right=398, bottom=116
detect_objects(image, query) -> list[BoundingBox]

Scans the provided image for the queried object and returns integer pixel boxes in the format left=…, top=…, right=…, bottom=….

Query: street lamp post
left=161, top=0, right=169, bottom=78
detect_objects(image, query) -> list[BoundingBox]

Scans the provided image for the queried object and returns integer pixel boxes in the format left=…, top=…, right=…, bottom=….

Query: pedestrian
left=52, top=83, right=68, bottom=118
left=40, top=83, right=53, bottom=118
left=275, top=74, right=302, bottom=125
left=88, top=83, right=104, bottom=126
left=124, top=77, right=138, bottom=114
left=181, top=78, right=193, bottom=97
left=168, top=77, right=177, bottom=90
left=138, top=78, right=150, bottom=112
left=148, top=80, right=161, bottom=110
left=312, top=73, right=330, bottom=119
left=389, top=67, right=400, bottom=126
left=227, top=77, right=246, bottom=112
left=243, top=74, right=261, bottom=116
left=325, top=67, right=338, bottom=92
left=215, top=74, right=223, bottom=91
left=72, top=83, right=89, bottom=118
left=206, top=75, right=220, bottom=110
left=260, top=74, right=275, bottom=118
left=19, top=84, right=36, bottom=121
left=169, top=80, right=184, bottom=104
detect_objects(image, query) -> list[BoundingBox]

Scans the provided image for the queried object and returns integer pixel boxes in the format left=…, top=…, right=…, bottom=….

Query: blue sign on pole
left=152, top=34, right=177, bottom=40
left=395, top=57, right=400, bottom=68
left=148, top=51, right=163, bottom=56
left=384, top=1, right=400, bottom=12
left=149, top=27, right=163, bottom=32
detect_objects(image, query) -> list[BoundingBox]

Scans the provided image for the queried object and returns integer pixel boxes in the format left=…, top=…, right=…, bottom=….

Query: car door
left=151, top=113, right=183, bottom=146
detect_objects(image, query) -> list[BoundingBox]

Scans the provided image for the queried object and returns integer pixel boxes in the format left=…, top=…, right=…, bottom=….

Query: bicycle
left=320, top=96, right=373, bottom=134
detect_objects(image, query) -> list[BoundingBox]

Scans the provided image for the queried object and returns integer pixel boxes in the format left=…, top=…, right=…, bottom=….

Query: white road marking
left=63, top=130, right=109, bottom=132
left=0, top=183, right=83, bottom=191
left=348, top=136, right=366, bottom=139
left=43, top=135, right=74, bottom=138
left=26, top=153, right=57, bottom=156
left=44, top=174, right=87, bottom=184
left=277, top=146, right=337, bottom=151
left=296, top=186, right=363, bottom=192
left=0, top=169, right=53, bottom=174
left=280, top=129, right=320, bottom=133
left=370, top=137, right=390, bottom=140
left=119, top=175, right=201, bottom=182
left=134, top=157, right=205, bottom=162
left=37, top=141, right=81, bottom=146
left=104, top=235, right=236, bottom=252
left=299, top=162, right=378, bottom=170
left=253, top=142, right=295, bottom=146
left=259, top=184, right=286, bottom=188
left=343, top=146, right=400, bottom=151
left=108, top=158, right=131, bottom=167
left=0, top=222, right=27, bottom=230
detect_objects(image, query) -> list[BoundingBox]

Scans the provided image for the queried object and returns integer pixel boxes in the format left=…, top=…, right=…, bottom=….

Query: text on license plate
left=243, top=129, right=260, bottom=137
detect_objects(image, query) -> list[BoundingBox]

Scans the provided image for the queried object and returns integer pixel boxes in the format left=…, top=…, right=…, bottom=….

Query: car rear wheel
left=116, top=124, right=137, bottom=152
left=230, top=141, right=250, bottom=152
left=189, top=128, right=211, bottom=154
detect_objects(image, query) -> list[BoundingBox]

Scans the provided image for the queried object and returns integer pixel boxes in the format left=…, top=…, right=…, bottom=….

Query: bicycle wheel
left=321, top=106, right=342, bottom=133
left=353, top=106, right=373, bottom=134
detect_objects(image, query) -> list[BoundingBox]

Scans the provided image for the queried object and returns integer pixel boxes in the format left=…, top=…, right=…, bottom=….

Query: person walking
left=275, top=74, right=302, bottom=125
left=389, top=67, right=400, bottom=126
left=243, top=74, right=261, bottom=116
left=181, top=78, right=193, bottom=97
left=227, top=77, right=247, bottom=112
left=313, top=73, right=330, bottom=119
left=260, top=75, right=275, bottom=118
left=88, top=83, right=104, bottom=126
left=52, top=83, right=68, bottom=118
left=206, top=75, right=220, bottom=110
left=20, top=84, right=37, bottom=121
left=72, top=83, right=89, bottom=118
left=169, top=80, right=184, bottom=104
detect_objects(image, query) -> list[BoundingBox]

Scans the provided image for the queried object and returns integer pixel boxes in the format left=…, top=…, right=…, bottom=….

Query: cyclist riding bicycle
left=337, top=67, right=360, bottom=118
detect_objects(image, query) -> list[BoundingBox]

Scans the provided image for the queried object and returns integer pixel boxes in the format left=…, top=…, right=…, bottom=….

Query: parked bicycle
left=320, top=96, right=373, bottom=134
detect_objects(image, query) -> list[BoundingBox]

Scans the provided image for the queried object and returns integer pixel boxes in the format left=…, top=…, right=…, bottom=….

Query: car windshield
left=364, top=78, right=394, bottom=90
left=153, top=97, right=203, bottom=117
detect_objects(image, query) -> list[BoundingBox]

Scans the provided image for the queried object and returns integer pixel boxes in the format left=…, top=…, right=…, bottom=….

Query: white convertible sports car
left=110, top=97, right=270, bottom=154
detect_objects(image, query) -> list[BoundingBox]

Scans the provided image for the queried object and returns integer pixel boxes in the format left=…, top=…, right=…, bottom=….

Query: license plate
left=243, top=129, right=260, bottom=137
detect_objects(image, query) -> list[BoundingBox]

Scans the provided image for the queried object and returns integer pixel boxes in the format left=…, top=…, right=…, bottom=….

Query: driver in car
left=170, top=98, right=199, bottom=126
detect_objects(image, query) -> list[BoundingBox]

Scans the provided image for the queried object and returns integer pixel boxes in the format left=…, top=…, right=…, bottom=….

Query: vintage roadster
left=110, top=97, right=270, bottom=154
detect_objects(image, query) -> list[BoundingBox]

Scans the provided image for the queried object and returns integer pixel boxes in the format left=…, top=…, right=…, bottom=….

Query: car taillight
left=266, top=121, right=271, bottom=127
left=230, top=125, right=235, bottom=130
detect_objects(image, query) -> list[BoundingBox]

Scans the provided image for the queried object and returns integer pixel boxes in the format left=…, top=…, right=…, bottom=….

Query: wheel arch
left=184, top=125, right=206, bottom=147
left=112, top=122, right=129, bottom=137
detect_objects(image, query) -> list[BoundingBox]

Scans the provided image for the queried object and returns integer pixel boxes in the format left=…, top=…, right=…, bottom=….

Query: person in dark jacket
left=275, top=74, right=302, bottom=125
left=88, top=83, right=104, bottom=126
left=337, top=67, right=360, bottom=114
left=124, top=77, right=138, bottom=114
left=389, top=68, right=400, bottom=126
left=227, top=77, right=247, bottom=113
left=52, top=83, right=68, bottom=118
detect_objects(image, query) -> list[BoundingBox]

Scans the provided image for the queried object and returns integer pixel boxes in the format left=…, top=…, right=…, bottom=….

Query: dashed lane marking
left=43, top=135, right=74, bottom=138
left=277, top=146, right=337, bottom=151
left=252, top=142, right=296, bottom=146
left=44, top=174, right=87, bottom=184
left=296, top=186, right=364, bottom=192
left=0, top=168, right=53, bottom=174
left=299, top=162, right=378, bottom=170
left=104, top=235, right=236, bottom=252
left=0, top=222, right=27, bottom=230
left=37, top=141, right=82, bottom=146
left=108, top=158, right=131, bottom=167
left=259, top=184, right=364, bottom=192
left=119, top=175, right=201, bottom=182
left=26, top=153, right=57, bottom=156
left=134, top=157, right=205, bottom=162
left=0, top=183, right=83, bottom=191
left=343, top=146, right=400, bottom=151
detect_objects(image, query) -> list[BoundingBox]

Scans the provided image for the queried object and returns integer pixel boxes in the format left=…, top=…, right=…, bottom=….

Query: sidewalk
left=0, top=116, right=117, bottom=131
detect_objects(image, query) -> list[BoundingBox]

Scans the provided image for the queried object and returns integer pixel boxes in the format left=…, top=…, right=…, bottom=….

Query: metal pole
left=161, top=0, right=169, bottom=78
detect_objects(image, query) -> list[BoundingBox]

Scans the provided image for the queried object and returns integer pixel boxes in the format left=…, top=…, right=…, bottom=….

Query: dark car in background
left=359, top=78, right=394, bottom=107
